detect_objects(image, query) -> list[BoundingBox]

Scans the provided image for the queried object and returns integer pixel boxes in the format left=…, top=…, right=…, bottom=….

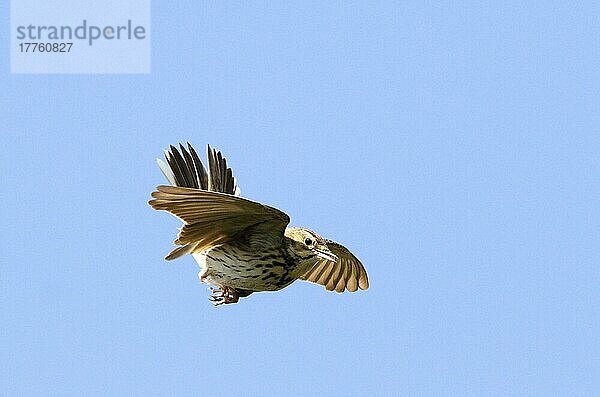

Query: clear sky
left=2, top=2, right=600, bottom=395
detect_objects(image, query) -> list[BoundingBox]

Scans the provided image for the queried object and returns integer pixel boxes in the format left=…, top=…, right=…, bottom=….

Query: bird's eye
left=304, top=238, right=313, bottom=246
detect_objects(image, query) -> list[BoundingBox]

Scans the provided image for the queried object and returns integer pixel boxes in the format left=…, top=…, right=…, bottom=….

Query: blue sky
left=2, top=1, right=599, bottom=395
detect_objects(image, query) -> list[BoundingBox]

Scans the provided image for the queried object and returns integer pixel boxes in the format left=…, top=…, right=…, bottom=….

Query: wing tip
left=358, top=277, right=369, bottom=290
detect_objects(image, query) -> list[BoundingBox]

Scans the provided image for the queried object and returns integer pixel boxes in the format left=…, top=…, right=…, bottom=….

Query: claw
left=207, top=285, right=240, bottom=305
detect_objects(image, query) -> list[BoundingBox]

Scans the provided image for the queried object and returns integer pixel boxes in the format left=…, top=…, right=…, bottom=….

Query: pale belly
left=192, top=245, right=295, bottom=291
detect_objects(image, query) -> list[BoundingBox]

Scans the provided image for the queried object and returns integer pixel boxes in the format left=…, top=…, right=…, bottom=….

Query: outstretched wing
left=299, top=240, right=369, bottom=292
left=149, top=185, right=290, bottom=259
left=206, top=144, right=240, bottom=196
left=152, top=143, right=246, bottom=259
left=157, top=143, right=240, bottom=196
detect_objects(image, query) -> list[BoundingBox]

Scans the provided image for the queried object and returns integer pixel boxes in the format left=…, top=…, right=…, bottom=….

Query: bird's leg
left=209, top=286, right=239, bottom=305
left=223, top=287, right=239, bottom=304
left=200, top=273, right=241, bottom=305
left=208, top=286, right=225, bottom=305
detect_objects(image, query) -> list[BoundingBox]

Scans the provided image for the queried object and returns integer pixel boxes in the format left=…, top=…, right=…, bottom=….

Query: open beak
left=315, top=248, right=338, bottom=262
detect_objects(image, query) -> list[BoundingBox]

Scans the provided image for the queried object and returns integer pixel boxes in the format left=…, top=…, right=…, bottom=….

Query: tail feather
left=165, top=243, right=196, bottom=260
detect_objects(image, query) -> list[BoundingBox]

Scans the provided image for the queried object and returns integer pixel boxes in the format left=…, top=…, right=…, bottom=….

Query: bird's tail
left=156, top=143, right=240, bottom=260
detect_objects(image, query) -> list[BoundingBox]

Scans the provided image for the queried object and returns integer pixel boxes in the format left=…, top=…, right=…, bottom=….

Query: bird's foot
left=209, top=286, right=239, bottom=306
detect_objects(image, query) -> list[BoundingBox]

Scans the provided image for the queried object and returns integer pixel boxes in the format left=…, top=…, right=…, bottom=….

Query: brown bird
left=148, top=143, right=369, bottom=305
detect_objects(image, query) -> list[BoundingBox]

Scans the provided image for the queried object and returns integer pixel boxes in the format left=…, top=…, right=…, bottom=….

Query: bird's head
left=284, top=227, right=338, bottom=273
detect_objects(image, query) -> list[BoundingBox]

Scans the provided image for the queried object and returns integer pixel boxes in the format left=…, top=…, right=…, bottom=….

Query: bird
left=148, top=143, right=369, bottom=305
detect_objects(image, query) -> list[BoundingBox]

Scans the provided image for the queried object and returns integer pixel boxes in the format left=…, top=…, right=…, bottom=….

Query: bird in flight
left=148, top=143, right=369, bottom=305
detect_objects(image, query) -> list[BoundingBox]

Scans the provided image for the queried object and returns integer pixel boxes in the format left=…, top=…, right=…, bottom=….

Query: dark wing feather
left=152, top=144, right=246, bottom=259
left=187, top=143, right=208, bottom=190
left=207, top=144, right=238, bottom=194
left=156, top=143, right=239, bottom=195
left=158, top=143, right=208, bottom=189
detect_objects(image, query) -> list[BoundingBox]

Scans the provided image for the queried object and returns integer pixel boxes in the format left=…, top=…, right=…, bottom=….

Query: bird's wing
left=299, top=240, right=369, bottom=292
left=157, top=143, right=240, bottom=196
left=149, top=185, right=289, bottom=259
left=207, top=144, right=240, bottom=196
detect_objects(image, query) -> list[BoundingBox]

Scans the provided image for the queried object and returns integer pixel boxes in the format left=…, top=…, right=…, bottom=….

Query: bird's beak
left=315, top=247, right=338, bottom=262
